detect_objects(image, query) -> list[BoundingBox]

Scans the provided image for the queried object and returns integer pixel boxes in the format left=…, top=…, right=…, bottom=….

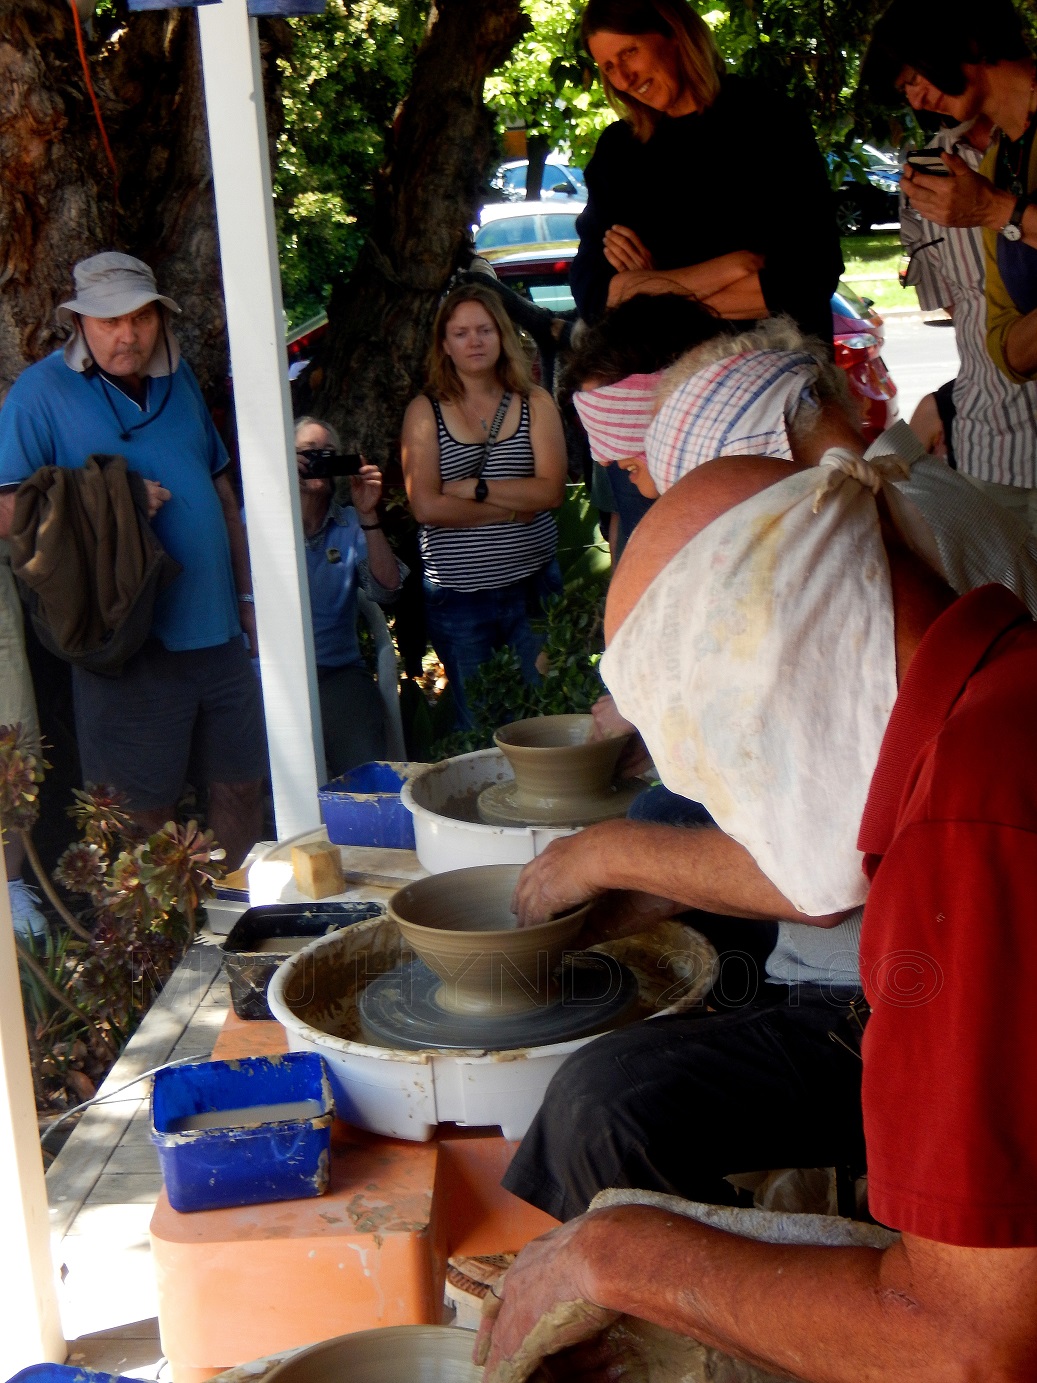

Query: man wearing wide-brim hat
left=0, top=252, right=264, bottom=869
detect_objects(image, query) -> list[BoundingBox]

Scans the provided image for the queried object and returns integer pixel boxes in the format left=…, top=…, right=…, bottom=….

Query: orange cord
left=68, top=0, right=120, bottom=204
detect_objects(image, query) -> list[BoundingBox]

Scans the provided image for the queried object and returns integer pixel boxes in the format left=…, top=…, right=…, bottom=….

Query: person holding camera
left=863, top=0, right=1037, bottom=533
left=569, top=0, right=842, bottom=343
left=294, top=417, right=405, bottom=776
left=400, top=284, right=567, bottom=730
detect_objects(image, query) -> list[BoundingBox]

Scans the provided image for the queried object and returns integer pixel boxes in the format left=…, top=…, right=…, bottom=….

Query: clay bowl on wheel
left=260, top=1325, right=481, bottom=1383
left=494, top=713, right=631, bottom=813
left=388, top=863, right=590, bottom=1017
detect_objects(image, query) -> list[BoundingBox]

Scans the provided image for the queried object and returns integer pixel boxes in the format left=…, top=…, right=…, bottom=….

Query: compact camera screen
left=297, top=448, right=363, bottom=479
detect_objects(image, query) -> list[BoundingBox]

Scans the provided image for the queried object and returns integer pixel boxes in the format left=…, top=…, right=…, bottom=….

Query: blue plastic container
left=151, top=1052, right=333, bottom=1213
left=318, top=760, right=419, bottom=849
left=6, top=1369, right=134, bottom=1383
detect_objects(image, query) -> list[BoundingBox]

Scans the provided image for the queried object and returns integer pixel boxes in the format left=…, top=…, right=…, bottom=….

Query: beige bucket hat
left=58, top=253, right=182, bottom=375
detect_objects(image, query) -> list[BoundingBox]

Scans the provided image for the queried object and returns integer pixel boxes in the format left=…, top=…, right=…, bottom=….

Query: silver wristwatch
left=1001, top=193, right=1029, bottom=242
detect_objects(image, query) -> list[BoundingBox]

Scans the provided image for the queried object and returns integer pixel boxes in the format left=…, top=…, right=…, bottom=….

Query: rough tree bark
left=0, top=0, right=243, bottom=401
left=314, top=0, right=530, bottom=467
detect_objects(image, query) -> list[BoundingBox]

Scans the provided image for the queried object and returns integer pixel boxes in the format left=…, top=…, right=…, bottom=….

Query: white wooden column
left=0, top=851, right=65, bottom=1374
left=198, top=0, right=326, bottom=837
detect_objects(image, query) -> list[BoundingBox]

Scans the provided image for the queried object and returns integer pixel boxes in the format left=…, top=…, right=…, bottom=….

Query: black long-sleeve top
left=571, top=75, right=844, bottom=343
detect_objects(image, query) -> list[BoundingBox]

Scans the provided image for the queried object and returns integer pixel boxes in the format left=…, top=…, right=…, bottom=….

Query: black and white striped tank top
left=420, top=396, right=558, bottom=592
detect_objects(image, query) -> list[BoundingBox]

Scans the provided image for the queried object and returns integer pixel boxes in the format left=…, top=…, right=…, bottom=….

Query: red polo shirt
left=858, top=584, right=1037, bottom=1247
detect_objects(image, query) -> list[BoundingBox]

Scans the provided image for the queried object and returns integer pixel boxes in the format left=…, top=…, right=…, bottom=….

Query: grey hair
left=656, top=316, right=855, bottom=445
left=294, top=415, right=342, bottom=450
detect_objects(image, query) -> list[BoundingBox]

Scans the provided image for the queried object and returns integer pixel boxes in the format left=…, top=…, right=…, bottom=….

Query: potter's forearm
left=584, top=820, right=842, bottom=926
left=580, top=1208, right=973, bottom=1383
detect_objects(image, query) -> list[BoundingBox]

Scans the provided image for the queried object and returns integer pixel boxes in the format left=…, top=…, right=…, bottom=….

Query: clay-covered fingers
left=474, top=1226, right=619, bottom=1383
left=589, top=694, right=635, bottom=742
left=603, top=225, right=653, bottom=272
left=511, top=835, right=606, bottom=927
left=474, top=1288, right=505, bottom=1367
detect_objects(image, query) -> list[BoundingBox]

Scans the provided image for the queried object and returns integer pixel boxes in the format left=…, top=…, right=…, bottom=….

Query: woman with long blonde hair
left=571, top=0, right=842, bottom=344
left=401, top=284, right=567, bottom=728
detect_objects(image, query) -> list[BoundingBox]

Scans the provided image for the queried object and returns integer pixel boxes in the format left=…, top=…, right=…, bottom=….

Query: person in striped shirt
left=401, top=285, right=567, bottom=729
left=900, top=114, right=1037, bottom=533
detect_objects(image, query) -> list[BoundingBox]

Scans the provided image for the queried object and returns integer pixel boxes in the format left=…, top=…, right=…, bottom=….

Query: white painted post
left=197, top=0, right=326, bottom=837
left=0, top=851, right=65, bottom=1374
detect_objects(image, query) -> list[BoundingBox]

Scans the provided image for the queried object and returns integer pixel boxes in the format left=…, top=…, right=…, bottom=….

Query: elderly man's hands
left=902, top=152, right=1014, bottom=230
left=590, top=694, right=652, bottom=778
left=143, top=479, right=171, bottom=518
left=474, top=1217, right=619, bottom=1383
left=511, top=826, right=615, bottom=926
left=349, top=461, right=383, bottom=518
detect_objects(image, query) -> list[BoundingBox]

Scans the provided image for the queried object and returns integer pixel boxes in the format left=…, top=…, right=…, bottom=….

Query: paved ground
left=880, top=315, right=961, bottom=424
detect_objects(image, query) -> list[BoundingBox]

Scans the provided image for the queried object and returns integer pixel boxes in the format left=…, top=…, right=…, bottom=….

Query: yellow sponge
left=291, top=842, right=345, bottom=900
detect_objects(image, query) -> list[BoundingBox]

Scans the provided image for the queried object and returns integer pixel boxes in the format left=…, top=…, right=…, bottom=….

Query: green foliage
left=484, top=0, right=613, bottom=167
left=554, top=481, right=610, bottom=585
left=274, top=0, right=429, bottom=326
left=51, top=789, right=226, bottom=1048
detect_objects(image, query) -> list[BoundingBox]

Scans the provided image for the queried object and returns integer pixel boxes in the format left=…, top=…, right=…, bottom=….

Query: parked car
left=476, top=201, right=581, bottom=255
left=830, top=282, right=899, bottom=440
left=475, top=203, right=899, bottom=442
left=489, top=157, right=587, bottom=202
left=829, top=143, right=901, bottom=235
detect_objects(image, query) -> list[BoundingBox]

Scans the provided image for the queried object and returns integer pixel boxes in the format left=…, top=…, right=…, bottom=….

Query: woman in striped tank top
left=401, top=284, right=568, bottom=728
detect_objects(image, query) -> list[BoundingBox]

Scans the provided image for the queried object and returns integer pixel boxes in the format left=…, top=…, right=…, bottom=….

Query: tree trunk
left=0, top=0, right=232, bottom=401
left=525, top=132, right=548, bottom=201
left=314, top=0, right=530, bottom=467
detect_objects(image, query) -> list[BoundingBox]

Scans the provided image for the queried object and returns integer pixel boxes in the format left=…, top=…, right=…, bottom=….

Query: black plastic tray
left=221, top=901, right=383, bottom=1020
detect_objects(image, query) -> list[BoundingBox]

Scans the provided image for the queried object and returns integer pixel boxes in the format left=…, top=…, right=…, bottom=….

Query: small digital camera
left=297, top=447, right=363, bottom=479
left=905, top=151, right=952, bottom=178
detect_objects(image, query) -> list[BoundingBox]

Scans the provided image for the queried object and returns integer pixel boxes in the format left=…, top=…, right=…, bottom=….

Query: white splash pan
left=401, top=747, right=578, bottom=873
left=266, top=914, right=601, bottom=1142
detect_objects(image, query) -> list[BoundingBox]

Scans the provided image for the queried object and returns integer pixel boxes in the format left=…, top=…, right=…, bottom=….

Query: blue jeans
left=424, top=562, right=562, bottom=730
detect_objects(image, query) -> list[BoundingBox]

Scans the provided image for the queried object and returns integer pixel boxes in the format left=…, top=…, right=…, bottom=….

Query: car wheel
left=836, top=194, right=871, bottom=236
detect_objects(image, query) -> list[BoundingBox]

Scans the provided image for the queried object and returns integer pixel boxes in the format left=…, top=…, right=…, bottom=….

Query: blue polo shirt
left=0, top=350, right=240, bottom=651
left=305, top=502, right=369, bottom=668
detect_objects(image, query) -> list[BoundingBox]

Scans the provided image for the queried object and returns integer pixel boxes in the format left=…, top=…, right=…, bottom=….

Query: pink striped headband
left=572, top=371, right=664, bottom=464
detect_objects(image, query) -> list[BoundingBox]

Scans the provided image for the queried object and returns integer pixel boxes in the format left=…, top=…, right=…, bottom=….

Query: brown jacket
left=10, top=454, right=181, bottom=676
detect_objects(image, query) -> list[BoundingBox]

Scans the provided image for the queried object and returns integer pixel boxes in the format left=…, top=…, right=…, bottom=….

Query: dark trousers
left=503, top=982, right=867, bottom=1222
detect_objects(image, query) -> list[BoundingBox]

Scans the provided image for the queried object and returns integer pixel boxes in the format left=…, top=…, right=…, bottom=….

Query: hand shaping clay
left=484, top=1192, right=900, bottom=1383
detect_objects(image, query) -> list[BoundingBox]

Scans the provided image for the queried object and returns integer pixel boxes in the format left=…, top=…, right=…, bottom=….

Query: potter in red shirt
left=859, top=583, right=1037, bottom=1247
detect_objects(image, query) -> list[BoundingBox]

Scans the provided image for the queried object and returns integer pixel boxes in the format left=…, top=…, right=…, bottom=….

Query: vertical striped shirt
left=901, top=123, right=1037, bottom=487
left=419, top=397, right=557, bottom=592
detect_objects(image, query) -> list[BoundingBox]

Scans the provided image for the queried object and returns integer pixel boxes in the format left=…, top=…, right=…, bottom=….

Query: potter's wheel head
left=493, top=714, right=632, bottom=813
left=477, top=776, right=643, bottom=827
left=260, top=1325, right=481, bottom=1383
left=359, top=952, right=640, bottom=1051
left=389, top=865, right=589, bottom=1016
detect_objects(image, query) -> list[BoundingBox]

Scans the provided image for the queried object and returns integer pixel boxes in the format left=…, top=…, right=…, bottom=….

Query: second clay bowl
left=493, top=713, right=631, bottom=812
left=388, top=864, right=589, bottom=1017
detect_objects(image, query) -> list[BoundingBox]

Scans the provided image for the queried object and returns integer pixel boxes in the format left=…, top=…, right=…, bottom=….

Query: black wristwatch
left=474, top=476, right=489, bottom=503
left=1001, top=193, right=1030, bottom=242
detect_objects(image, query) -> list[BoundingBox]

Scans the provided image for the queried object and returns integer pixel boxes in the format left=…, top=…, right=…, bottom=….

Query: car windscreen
left=543, top=214, right=579, bottom=240
left=476, top=215, right=541, bottom=250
